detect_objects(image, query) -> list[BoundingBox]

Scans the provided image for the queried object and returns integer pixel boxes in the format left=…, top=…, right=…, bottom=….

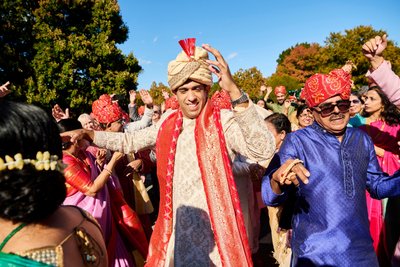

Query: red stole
left=146, top=101, right=252, bottom=266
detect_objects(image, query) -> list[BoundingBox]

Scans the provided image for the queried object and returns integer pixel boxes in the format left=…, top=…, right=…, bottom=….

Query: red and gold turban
left=92, top=94, right=128, bottom=124
left=138, top=105, right=145, bottom=116
left=301, top=68, right=352, bottom=108
left=167, top=38, right=213, bottom=91
left=211, top=90, right=231, bottom=110
left=274, top=86, right=287, bottom=95
left=164, top=95, right=179, bottom=110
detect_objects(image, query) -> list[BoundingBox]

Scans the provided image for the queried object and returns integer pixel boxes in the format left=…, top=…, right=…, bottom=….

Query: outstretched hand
left=271, top=159, right=310, bottom=190
left=139, top=90, right=153, bottom=107
left=60, top=129, right=94, bottom=144
left=52, top=104, right=70, bottom=122
left=362, top=34, right=388, bottom=60
left=0, top=81, right=11, bottom=98
left=127, top=159, right=143, bottom=173
left=283, top=99, right=291, bottom=109
left=129, top=90, right=136, bottom=104
left=202, top=44, right=239, bottom=96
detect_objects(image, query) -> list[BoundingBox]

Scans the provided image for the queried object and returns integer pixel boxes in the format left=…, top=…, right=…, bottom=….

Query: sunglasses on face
left=314, top=100, right=351, bottom=117
left=115, top=118, right=126, bottom=125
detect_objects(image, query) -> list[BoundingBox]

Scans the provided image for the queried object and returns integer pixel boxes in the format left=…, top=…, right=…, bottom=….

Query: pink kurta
left=367, top=60, right=400, bottom=106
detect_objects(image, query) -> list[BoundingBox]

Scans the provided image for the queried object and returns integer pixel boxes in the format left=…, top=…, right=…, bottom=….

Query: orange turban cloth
left=167, top=38, right=213, bottom=91
left=274, top=86, right=287, bottom=95
left=92, top=94, right=128, bottom=124
left=301, top=68, right=352, bottom=108
left=138, top=105, right=145, bottom=116
left=164, top=95, right=179, bottom=110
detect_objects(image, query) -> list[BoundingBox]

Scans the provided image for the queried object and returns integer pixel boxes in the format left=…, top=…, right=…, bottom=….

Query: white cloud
left=153, top=36, right=158, bottom=43
left=227, top=52, right=238, bottom=60
left=139, top=59, right=152, bottom=65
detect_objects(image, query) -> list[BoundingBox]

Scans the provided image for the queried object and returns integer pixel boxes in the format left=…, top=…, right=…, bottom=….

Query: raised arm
left=203, top=44, right=249, bottom=109
left=263, top=86, right=273, bottom=102
left=363, top=34, right=400, bottom=106
left=125, top=90, right=154, bottom=132
left=52, top=104, right=70, bottom=122
left=64, top=151, right=123, bottom=197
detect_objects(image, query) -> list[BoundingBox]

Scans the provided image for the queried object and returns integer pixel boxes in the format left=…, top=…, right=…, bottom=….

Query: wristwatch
left=231, top=89, right=249, bottom=107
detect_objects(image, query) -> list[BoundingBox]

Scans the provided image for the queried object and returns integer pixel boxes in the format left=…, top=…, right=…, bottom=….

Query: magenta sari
left=360, top=120, right=400, bottom=265
left=62, top=149, right=136, bottom=267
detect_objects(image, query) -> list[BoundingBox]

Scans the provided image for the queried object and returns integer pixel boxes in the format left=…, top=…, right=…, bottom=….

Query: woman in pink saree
left=58, top=119, right=148, bottom=267
left=359, top=86, right=400, bottom=266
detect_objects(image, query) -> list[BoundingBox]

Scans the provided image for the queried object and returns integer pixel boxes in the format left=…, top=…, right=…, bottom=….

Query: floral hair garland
left=0, top=151, right=64, bottom=172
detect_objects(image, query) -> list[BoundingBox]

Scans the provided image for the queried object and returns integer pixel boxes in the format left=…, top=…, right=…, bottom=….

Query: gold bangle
left=103, top=168, right=112, bottom=175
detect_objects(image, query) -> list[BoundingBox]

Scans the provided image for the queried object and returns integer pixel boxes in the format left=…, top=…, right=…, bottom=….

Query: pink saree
left=360, top=120, right=400, bottom=265
left=62, top=149, right=142, bottom=267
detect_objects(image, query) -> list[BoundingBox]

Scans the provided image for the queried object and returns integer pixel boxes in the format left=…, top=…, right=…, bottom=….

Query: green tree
left=29, top=0, right=142, bottom=113
left=232, top=67, right=266, bottom=100
left=1, top=0, right=142, bottom=114
left=0, top=1, right=38, bottom=94
left=273, top=25, right=400, bottom=90
left=318, top=25, right=400, bottom=86
left=148, top=81, right=171, bottom=105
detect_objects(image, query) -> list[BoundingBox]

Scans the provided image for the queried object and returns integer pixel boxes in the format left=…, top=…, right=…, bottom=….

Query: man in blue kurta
left=262, top=66, right=400, bottom=267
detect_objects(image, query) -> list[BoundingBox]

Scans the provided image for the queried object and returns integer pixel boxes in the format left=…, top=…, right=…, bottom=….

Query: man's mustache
left=329, top=113, right=345, bottom=121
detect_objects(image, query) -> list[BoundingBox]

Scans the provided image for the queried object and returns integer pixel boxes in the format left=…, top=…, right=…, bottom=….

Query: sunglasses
left=115, top=118, right=126, bottom=125
left=314, top=100, right=351, bottom=117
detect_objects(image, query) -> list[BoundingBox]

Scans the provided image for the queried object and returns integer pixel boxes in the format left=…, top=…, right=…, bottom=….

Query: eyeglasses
left=314, top=100, right=351, bottom=117
left=299, top=113, right=313, bottom=118
left=350, top=99, right=361, bottom=104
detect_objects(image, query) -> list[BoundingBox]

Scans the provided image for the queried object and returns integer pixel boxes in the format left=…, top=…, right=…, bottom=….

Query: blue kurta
left=262, top=122, right=400, bottom=267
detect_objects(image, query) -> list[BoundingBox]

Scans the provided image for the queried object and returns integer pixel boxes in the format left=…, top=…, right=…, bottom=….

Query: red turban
left=92, top=94, right=128, bottom=124
left=274, top=86, right=286, bottom=95
left=165, top=96, right=179, bottom=110
left=301, top=68, right=351, bottom=108
left=211, top=90, right=231, bottom=110
left=138, top=105, right=145, bottom=116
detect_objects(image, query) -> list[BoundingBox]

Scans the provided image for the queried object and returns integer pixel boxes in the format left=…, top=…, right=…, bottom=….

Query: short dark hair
left=296, top=104, right=310, bottom=119
left=0, top=100, right=66, bottom=223
left=265, top=113, right=292, bottom=134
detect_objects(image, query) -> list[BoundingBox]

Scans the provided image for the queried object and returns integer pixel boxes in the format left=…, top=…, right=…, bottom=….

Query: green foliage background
left=0, top=0, right=141, bottom=115
left=1, top=1, right=399, bottom=113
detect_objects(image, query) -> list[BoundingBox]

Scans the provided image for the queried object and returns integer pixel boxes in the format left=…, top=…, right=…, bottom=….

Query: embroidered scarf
left=146, top=101, right=252, bottom=266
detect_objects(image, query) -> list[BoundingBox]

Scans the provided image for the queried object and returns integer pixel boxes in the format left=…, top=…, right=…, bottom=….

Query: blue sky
left=117, top=0, right=400, bottom=90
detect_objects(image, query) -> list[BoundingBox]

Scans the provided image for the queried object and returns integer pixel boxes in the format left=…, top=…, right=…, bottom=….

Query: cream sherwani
left=93, top=102, right=275, bottom=266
